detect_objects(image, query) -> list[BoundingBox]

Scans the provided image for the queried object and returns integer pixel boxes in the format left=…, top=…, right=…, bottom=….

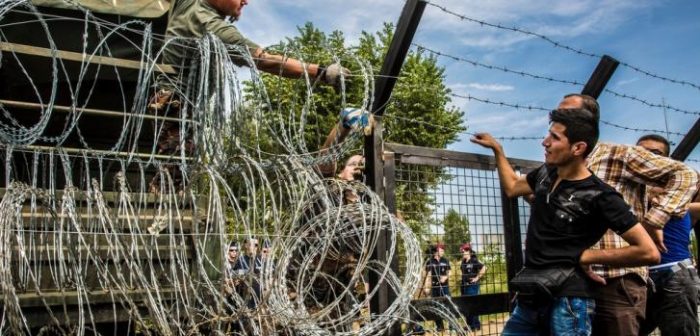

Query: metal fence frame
left=384, top=142, right=542, bottom=325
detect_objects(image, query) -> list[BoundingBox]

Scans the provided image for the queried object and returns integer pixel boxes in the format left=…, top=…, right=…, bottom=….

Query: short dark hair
left=549, top=108, right=599, bottom=157
left=636, top=134, right=670, bottom=157
left=564, top=93, right=600, bottom=120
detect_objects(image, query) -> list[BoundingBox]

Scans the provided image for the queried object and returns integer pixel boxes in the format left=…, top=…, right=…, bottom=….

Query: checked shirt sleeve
left=621, top=145, right=698, bottom=228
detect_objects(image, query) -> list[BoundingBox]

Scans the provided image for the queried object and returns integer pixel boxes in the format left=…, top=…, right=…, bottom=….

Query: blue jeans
left=431, top=285, right=450, bottom=331
left=502, top=297, right=594, bottom=336
left=462, top=283, right=481, bottom=329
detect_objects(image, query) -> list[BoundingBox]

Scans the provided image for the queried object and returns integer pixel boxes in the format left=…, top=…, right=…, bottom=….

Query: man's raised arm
left=252, top=49, right=347, bottom=86
left=471, top=133, right=532, bottom=197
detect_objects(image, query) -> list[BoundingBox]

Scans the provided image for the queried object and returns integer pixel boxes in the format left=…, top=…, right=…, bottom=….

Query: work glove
left=318, top=63, right=350, bottom=87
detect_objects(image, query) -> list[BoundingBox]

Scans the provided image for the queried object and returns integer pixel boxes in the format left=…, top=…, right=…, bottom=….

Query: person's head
left=636, top=134, right=670, bottom=157
left=261, top=239, right=271, bottom=257
left=227, top=241, right=239, bottom=261
left=208, top=0, right=248, bottom=19
left=543, top=108, right=599, bottom=165
left=460, top=243, right=472, bottom=259
left=430, top=244, right=445, bottom=258
left=244, top=237, right=259, bottom=255
left=338, top=155, right=365, bottom=181
left=560, top=94, right=600, bottom=121
left=427, top=244, right=443, bottom=257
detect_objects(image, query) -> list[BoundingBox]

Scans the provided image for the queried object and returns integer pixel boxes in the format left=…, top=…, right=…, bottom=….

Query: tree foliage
left=442, top=209, right=471, bottom=257
left=240, top=22, right=466, bottom=235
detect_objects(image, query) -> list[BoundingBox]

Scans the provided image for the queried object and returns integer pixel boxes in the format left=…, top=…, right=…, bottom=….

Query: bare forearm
left=493, top=147, right=520, bottom=196
left=689, top=202, right=700, bottom=224
left=580, top=246, right=658, bottom=267
left=255, top=52, right=319, bottom=79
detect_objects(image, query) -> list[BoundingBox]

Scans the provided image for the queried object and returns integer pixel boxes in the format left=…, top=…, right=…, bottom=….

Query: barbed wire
left=385, top=114, right=542, bottom=141
left=448, top=92, right=687, bottom=137
left=603, top=89, right=700, bottom=116
left=598, top=120, right=685, bottom=137
left=414, top=44, right=585, bottom=87
left=0, top=4, right=438, bottom=335
left=425, top=1, right=700, bottom=92
left=425, top=2, right=595, bottom=56
left=414, top=44, right=700, bottom=117
left=450, top=92, right=549, bottom=111
left=14, top=6, right=697, bottom=120
left=379, top=80, right=689, bottom=139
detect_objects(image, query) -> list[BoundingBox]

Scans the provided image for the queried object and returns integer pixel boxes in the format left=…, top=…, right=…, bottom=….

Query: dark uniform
left=425, top=256, right=450, bottom=331
left=460, top=254, right=484, bottom=330
left=232, top=254, right=263, bottom=307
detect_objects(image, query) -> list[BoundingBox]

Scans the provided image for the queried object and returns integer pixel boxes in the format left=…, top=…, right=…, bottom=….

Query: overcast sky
left=236, top=0, right=700, bottom=170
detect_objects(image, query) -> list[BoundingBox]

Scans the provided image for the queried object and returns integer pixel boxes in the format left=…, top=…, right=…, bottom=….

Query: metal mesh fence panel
left=387, top=143, right=541, bottom=335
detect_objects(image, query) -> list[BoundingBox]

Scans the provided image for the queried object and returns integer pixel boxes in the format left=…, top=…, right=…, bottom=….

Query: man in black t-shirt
left=471, top=108, right=660, bottom=335
left=233, top=237, right=263, bottom=307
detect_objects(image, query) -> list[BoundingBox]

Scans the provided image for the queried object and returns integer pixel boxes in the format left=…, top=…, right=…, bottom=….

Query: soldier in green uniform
left=150, top=0, right=348, bottom=192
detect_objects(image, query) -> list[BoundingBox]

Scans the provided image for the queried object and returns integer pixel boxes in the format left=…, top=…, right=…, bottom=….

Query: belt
left=649, top=258, right=694, bottom=273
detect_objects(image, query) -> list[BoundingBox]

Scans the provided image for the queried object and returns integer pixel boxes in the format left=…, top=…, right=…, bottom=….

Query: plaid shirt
left=587, top=143, right=699, bottom=279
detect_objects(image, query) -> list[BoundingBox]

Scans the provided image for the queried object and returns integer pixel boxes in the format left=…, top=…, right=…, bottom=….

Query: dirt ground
left=416, top=318, right=506, bottom=336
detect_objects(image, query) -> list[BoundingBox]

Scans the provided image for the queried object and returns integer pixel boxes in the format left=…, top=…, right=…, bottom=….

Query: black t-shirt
left=233, top=254, right=262, bottom=274
left=425, top=256, right=451, bottom=287
left=461, top=256, right=484, bottom=285
left=233, top=254, right=263, bottom=297
left=524, top=165, right=637, bottom=297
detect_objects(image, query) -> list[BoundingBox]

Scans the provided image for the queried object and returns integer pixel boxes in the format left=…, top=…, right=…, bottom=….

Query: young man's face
left=637, top=139, right=669, bottom=157
left=228, top=248, right=238, bottom=261
left=246, top=239, right=258, bottom=254
left=543, top=95, right=590, bottom=166
left=437, top=247, right=445, bottom=257
left=462, top=249, right=472, bottom=260
left=339, top=155, right=364, bottom=181
left=542, top=122, right=575, bottom=166
left=637, top=138, right=670, bottom=201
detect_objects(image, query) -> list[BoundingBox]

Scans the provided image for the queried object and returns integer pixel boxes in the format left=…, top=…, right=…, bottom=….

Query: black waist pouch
left=510, top=267, right=575, bottom=306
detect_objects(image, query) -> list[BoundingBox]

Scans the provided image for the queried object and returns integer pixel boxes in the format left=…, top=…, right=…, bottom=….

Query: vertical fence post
left=383, top=152, right=401, bottom=335
left=671, top=118, right=700, bottom=161
left=581, top=55, right=619, bottom=99
left=383, top=152, right=397, bottom=215
left=501, top=191, right=523, bottom=286
left=364, top=0, right=426, bottom=333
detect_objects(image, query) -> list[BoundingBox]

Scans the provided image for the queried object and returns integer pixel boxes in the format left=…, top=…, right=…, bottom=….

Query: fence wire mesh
left=388, top=143, right=540, bottom=335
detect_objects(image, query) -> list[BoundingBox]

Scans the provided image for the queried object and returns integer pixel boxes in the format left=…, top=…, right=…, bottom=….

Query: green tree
left=238, top=22, right=465, bottom=235
left=480, top=243, right=508, bottom=294
left=442, top=209, right=471, bottom=257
